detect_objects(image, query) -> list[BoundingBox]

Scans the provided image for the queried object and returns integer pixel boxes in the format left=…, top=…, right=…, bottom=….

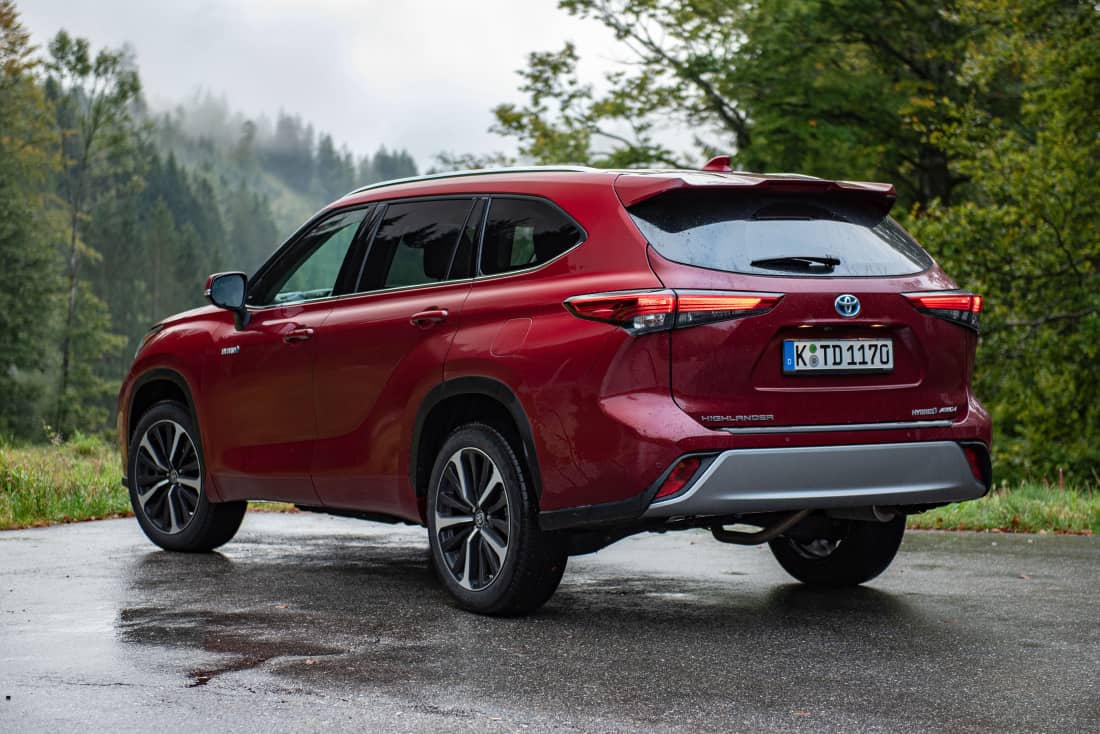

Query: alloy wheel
left=133, top=419, right=202, bottom=534
left=433, top=447, right=512, bottom=591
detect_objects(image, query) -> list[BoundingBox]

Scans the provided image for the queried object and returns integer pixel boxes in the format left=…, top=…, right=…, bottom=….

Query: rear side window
left=359, top=199, right=476, bottom=291
left=628, top=190, right=932, bottom=277
left=480, top=197, right=583, bottom=275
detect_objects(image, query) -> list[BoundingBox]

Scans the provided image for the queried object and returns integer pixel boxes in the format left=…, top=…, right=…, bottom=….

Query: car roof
left=332, top=165, right=897, bottom=214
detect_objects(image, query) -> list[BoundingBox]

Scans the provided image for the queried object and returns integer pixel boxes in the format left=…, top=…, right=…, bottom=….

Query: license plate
left=783, top=339, right=894, bottom=374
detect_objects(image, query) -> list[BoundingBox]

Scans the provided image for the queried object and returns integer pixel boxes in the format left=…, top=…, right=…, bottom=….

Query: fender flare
left=127, top=368, right=206, bottom=485
left=410, top=376, right=542, bottom=497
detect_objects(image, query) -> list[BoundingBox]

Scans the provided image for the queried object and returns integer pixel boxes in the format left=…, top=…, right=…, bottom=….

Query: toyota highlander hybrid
left=118, top=161, right=991, bottom=615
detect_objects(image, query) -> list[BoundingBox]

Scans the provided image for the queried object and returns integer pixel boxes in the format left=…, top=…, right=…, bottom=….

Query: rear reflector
left=565, top=290, right=782, bottom=334
left=904, top=291, right=983, bottom=331
left=962, top=445, right=990, bottom=486
left=655, top=456, right=703, bottom=499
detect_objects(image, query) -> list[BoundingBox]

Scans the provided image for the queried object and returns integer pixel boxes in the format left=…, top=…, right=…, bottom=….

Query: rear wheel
left=768, top=516, right=905, bottom=587
left=128, top=401, right=246, bottom=552
left=427, top=423, right=566, bottom=616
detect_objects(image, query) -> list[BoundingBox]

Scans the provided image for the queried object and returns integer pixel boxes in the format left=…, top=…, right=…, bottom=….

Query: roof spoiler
left=615, top=159, right=897, bottom=216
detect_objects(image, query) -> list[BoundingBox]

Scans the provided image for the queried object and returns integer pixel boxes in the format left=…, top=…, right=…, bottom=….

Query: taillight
left=903, top=291, right=983, bottom=331
left=564, top=289, right=782, bottom=334
left=654, top=456, right=702, bottom=499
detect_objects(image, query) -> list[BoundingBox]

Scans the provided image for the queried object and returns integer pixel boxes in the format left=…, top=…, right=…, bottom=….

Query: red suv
left=118, top=164, right=991, bottom=615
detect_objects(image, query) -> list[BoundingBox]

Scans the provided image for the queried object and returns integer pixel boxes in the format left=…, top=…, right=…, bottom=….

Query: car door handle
left=410, top=309, right=449, bottom=329
left=283, top=327, right=315, bottom=343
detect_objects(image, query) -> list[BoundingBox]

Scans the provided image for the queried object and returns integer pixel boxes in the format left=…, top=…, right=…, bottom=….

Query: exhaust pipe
left=711, top=509, right=812, bottom=545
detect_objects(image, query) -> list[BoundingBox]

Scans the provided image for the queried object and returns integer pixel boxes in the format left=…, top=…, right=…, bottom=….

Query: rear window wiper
left=750, top=255, right=841, bottom=273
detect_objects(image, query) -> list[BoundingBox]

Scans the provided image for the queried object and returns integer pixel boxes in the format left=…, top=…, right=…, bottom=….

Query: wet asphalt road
left=1, top=514, right=1098, bottom=733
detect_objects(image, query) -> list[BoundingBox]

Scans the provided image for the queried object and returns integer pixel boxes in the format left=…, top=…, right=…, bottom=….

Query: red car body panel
left=308, top=278, right=472, bottom=518
left=118, top=168, right=992, bottom=530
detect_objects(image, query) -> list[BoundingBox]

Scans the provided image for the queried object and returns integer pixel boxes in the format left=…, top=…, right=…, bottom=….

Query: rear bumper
left=644, top=441, right=987, bottom=519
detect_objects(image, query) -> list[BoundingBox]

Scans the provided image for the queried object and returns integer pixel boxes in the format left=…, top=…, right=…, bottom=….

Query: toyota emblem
left=835, top=294, right=861, bottom=318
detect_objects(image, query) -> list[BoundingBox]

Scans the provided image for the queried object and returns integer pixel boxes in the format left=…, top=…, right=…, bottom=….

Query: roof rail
left=342, top=165, right=599, bottom=198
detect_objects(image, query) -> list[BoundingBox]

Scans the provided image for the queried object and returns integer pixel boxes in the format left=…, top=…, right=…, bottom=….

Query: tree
left=45, top=31, right=141, bottom=433
left=493, top=0, right=1010, bottom=207
left=0, top=0, right=59, bottom=438
left=905, top=0, right=1100, bottom=479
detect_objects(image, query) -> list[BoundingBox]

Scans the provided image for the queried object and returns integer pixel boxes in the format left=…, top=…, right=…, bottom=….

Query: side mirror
left=205, top=272, right=250, bottom=329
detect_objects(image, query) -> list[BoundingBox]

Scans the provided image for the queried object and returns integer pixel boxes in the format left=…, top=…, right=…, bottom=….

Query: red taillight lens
left=563, top=290, right=676, bottom=334
left=676, top=292, right=782, bottom=328
left=904, top=292, right=983, bottom=331
left=564, top=290, right=782, bottom=334
left=655, top=456, right=702, bottom=499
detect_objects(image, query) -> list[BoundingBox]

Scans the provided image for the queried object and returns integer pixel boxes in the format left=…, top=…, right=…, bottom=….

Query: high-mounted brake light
left=564, top=290, right=782, bottom=334
left=904, top=291, right=983, bottom=331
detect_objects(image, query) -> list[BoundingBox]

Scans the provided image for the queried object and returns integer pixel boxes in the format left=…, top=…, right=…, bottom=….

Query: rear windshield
left=628, top=190, right=932, bottom=277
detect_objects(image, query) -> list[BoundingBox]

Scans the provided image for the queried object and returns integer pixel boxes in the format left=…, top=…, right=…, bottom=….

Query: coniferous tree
left=0, top=0, right=60, bottom=438
left=45, top=30, right=140, bottom=433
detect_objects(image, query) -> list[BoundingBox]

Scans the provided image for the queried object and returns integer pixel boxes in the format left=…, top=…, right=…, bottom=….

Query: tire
left=768, top=516, right=905, bottom=587
left=427, top=423, right=567, bottom=616
left=127, top=400, right=246, bottom=552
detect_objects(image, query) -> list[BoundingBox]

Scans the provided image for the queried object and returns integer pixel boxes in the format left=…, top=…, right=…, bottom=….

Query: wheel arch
left=411, top=377, right=542, bottom=500
left=126, top=369, right=206, bottom=485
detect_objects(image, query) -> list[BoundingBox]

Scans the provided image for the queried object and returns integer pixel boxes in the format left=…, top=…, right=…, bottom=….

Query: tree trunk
left=54, top=195, right=80, bottom=433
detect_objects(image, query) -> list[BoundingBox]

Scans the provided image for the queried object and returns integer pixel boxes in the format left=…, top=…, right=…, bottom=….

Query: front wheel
left=427, top=424, right=566, bottom=616
left=128, top=400, right=246, bottom=552
left=768, top=516, right=905, bottom=587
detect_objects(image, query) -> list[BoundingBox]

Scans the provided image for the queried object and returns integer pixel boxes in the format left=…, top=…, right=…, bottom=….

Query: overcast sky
left=20, top=0, right=630, bottom=167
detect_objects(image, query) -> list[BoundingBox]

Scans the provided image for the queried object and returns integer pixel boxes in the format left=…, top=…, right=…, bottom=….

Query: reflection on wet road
left=2, top=514, right=1098, bottom=732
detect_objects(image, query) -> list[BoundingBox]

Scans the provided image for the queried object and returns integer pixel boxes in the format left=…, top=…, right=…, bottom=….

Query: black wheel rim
left=134, top=419, right=201, bottom=534
left=790, top=537, right=841, bottom=559
left=433, top=447, right=511, bottom=591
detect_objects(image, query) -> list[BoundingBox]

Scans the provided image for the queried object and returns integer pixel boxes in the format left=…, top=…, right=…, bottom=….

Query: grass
left=1, top=434, right=126, bottom=529
left=0, top=436, right=295, bottom=531
left=2, top=438, right=1097, bottom=534
left=907, top=482, right=1100, bottom=535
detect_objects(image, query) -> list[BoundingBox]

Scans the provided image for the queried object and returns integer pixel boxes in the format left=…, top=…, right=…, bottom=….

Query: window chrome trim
left=244, top=276, right=477, bottom=313
left=720, top=419, right=953, bottom=435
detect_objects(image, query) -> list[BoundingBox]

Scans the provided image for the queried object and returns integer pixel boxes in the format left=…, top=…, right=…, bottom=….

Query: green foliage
left=45, top=29, right=141, bottom=435
left=0, top=433, right=127, bottom=528
left=492, top=41, right=688, bottom=167
left=904, top=0, right=1100, bottom=482
left=0, top=2, right=423, bottom=444
left=0, top=0, right=60, bottom=437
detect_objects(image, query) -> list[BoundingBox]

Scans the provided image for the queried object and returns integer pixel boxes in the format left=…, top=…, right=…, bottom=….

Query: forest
left=1, top=0, right=1098, bottom=484
left=0, top=1, right=417, bottom=441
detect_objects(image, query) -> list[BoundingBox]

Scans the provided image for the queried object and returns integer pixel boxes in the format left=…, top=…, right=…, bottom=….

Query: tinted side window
left=359, top=199, right=475, bottom=291
left=248, top=207, right=370, bottom=306
left=449, top=198, right=485, bottom=280
left=480, top=198, right=582, bottom=275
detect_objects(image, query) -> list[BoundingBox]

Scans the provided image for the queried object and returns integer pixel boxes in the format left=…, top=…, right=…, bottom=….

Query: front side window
left=479, top=197, right=583, bottom=275
left=359, top=199, right=476, bottom=291
left=248, top=207, right=371, bottom=306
